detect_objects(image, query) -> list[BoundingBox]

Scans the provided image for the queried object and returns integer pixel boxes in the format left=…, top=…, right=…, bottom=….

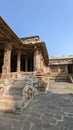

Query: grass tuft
left=65, top=85, right=73, bottom=92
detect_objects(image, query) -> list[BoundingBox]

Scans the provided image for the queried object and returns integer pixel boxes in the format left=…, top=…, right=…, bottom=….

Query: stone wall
left=21, top=36, right=40, bottom=44
left=34, top=48, right=49, bottom=74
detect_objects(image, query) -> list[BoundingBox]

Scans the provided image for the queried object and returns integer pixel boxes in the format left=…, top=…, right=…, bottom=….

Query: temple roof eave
left=0, top=16, right=23, bottom=46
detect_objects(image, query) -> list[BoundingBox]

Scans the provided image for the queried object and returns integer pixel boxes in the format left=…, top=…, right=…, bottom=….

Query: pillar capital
left=4, top=44, right=12, bottom=50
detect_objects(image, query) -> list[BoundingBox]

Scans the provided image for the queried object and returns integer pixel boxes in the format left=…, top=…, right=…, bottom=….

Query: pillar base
left=1, top=66, right=10, bottom=79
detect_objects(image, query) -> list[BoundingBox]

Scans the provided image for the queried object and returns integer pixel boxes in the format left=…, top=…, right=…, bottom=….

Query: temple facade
left=0, top=16, right=73, bottom=84
left=0, top=16, right=73, bottom=112
left=49, top=56, right=73, bottom=82
left=0, top=16, right=49, bottom=80
left=0, top=16, right=49, bottom=112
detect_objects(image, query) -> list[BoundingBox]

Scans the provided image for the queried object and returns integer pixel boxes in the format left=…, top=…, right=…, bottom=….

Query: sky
left=0, top=0, right=73, bottom=57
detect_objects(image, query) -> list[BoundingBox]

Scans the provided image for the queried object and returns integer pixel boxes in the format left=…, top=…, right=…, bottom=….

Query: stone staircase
left=0, top=75, right=48, bottom=112
left=50, top=73, right=68, bottom=81
left=67, top=74, right=73, bottom=83
left=0, top=79, right=25, bottom=112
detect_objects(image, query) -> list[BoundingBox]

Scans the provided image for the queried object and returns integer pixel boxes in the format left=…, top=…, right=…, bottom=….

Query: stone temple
left=0, top=16, right=73, bottom=112
left=0, top=16, right=49, bottom=112
left=49, top=56, right=73, bottom=82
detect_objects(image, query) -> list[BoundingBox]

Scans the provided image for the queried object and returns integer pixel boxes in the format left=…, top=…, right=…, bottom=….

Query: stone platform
left=0, top=81, right=73, bottom=130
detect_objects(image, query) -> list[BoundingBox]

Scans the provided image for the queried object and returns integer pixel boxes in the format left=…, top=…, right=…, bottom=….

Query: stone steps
left=0, top=95, right=23, bottom=112
left=0, top=75, right=47, bottom=112
left=0, top=79, right=25, bottom=112
left=50, top=73, right=68, bottom=81
left=67, top=75, right=73, bottom=83
left=2, top=94, right=21, bottom=100
left=0, top=98, right=16, bottom=112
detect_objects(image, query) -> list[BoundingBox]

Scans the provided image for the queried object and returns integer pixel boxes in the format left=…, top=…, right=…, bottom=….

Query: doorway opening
left=0, top=49, right=4, bottom=73
left=68, top=64, right=73, bottom=74
left=11, top=52, right=17, bottom=72
left=21, top=55, right=25, bottom=71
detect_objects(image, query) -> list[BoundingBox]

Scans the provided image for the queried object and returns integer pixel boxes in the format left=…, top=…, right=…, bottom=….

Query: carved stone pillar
left=17, top=51, right=21, bottom=73
left=25, top=57, right=28, bottom=72
left=34, top=48, right=41, bottom=71
left=34, top=50, right=36, bottom=71
left=65, top=65, right=68, bottom=74
left=30, top=58, right=32, bottom=71
left=2, top=44, right=12, bottom=78
left=58, top=67, right=60, bottom=73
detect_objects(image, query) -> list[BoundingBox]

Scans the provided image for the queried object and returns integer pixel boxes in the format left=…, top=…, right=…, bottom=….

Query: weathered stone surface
left=0, top=74, right=47, bottom=112
left=0, top=82, right=73, bottom=129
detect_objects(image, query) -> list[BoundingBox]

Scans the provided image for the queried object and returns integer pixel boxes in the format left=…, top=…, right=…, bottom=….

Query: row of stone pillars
left=17, top=51, right=28, bottom=72
left=1, top=44, right=28, bottom=79
left=1, top=44, right=42, bottom=79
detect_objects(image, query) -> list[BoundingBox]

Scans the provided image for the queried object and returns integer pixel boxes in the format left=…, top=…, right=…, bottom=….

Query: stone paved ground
left=0, top=81, right=73, bottom=130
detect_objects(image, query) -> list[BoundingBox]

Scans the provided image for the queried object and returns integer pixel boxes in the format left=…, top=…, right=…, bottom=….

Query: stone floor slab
left=0, top=81, right=73, bottom=129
